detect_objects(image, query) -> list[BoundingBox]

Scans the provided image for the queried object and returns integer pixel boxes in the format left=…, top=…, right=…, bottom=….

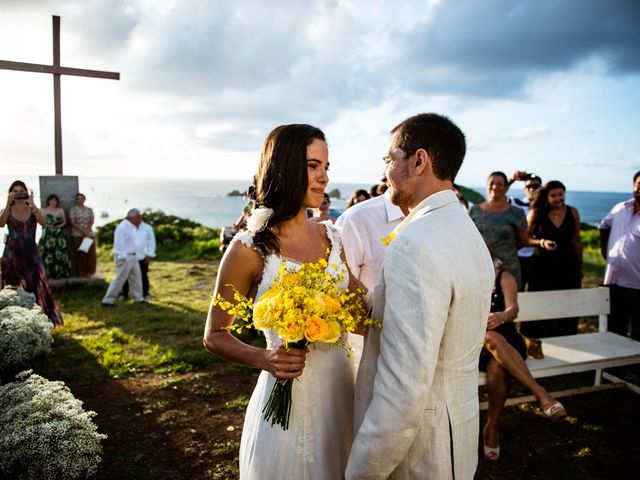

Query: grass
left=35, top=230, right=607, bottom=387
left=39, top=259, right=226, bottom=382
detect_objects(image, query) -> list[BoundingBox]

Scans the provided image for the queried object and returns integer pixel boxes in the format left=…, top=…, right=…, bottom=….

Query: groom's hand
left=266, top=345, right=307, bottom=379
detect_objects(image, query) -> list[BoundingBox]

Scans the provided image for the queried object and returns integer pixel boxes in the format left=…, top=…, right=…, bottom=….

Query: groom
left=346, top=113, right=494, bottom=479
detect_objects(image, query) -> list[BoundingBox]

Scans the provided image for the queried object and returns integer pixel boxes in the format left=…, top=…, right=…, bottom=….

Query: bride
left=203, top=124, right=358, bottom=479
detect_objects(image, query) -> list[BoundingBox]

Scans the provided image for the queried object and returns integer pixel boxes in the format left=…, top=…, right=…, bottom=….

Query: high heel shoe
left=543, top=401, right=567, bottom=422
left=483, top=425, right=500, bottom=462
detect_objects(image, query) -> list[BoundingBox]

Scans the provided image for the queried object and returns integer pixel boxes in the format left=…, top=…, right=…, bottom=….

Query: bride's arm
left=203, top=242, right=306, bottom=379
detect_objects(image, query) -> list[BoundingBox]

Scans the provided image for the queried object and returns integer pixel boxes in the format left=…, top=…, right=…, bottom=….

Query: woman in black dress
left=481, top=259, right=566, bottom=462
left=522, top=180, right=583, bottom=338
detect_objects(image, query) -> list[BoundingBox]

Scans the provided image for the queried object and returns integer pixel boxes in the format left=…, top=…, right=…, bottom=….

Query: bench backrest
left=516, top=287, right=610, bottom=332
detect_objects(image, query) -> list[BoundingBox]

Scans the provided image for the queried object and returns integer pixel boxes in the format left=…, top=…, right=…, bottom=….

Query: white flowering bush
left=0, top=371, right=107, bottom=480
left=0, top=306, right=53, bottom=371
left=0, top=285, right=36, bottom=310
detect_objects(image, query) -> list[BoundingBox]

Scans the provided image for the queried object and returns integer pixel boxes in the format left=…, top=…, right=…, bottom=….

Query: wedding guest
left=335, top=183, right=407, bottom=370
left=522, top=180, right=583, bottom=338
left=69, top=193, right=96, bottom=277
left=452, top=183, right=469, bottom=210
left=0, top=181, right=62, bottom=325
left=346, top=188, right=370, bottom=208
left=509, top=171, right=543, bottom=290
left=470, top=171, right=554, bottom=289
left=122, top=214, right=156, bottom=302
left=481, top=258, right=566, bottom=462
left=101, top=209, right=144, bottom=306
left=204, top=124, right=357, bottom=478
left=38, top=194, right=72, bottom=279
left=310, top=193, right=338, bottom=223
left=599, top=171, right=640, bottom=340
left=347, top=113, right=494, bottom=479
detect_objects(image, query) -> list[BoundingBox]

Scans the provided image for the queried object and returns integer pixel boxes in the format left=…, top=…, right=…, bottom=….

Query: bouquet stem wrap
left=262, top=338, right=308, bottom=430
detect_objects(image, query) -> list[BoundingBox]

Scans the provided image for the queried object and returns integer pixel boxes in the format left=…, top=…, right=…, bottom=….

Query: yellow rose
left=323, top=320, right=342, bottom=343
left=280, top=273, right=300, bottom=287
left=304, top=316, right=329, bottom=342
left=303, top=293, right=325, bottom=316
left=322, top=294, right=341, bottom=314
left=260, top=287, right=279, bottom=300
left=278, top=309, right=305, bottom=343
left=253, top=298, right=277, bottom=330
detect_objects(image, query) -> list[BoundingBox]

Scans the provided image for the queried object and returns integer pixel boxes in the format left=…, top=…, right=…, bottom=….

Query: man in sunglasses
left=508, top=171, right=542, bottom=290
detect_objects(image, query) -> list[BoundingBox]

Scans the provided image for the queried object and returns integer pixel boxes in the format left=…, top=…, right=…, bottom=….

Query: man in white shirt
left=102, top=209, right=144, bottom=306
left=121, top=217, right=156, bottom=301
left=336, top=190, right=407, bottom=370
left=599, top=170, right=640, bottom=340
left=336, top=190, right=406, bottom=291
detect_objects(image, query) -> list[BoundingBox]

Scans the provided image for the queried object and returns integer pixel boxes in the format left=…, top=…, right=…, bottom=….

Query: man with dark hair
left=599, top=171, right=640, bottom=340
left=347, top=113, right=494, bottom=479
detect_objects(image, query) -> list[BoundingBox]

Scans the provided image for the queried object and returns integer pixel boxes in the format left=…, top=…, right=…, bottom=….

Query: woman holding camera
left=0, top=180, right=62, bottom=325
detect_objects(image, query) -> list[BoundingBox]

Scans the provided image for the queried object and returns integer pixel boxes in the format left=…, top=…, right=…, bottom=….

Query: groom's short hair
left=390, top=113, right=466, bottom=182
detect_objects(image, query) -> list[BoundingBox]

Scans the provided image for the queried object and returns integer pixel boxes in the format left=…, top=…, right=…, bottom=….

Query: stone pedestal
left=39, top=175, right=79, bottom=274
left=39, top=175, right=79, bottom=211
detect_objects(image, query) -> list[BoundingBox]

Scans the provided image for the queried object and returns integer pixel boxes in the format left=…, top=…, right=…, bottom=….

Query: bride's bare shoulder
left=219, top=236, right=264, bottom=277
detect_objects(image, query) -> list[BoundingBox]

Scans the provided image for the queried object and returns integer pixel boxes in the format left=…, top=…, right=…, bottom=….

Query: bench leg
left=595, top=369, right=602, bottom=386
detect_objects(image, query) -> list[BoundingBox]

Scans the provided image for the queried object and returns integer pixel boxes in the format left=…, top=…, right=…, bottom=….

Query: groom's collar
left=394, top=190, right=459, bottom=234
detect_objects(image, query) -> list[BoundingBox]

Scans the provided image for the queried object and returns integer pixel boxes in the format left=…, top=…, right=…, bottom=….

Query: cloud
left=511, top=124, right=551, bottom=140
left=399, top=0, right=640, bottom=97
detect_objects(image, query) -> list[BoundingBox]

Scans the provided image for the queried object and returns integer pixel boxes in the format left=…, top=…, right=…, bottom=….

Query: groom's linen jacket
left=346, top=190, right=494, bottom=480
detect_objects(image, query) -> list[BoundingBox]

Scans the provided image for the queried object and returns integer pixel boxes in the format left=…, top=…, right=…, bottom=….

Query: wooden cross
left=0, top=15, right=119, bottom=175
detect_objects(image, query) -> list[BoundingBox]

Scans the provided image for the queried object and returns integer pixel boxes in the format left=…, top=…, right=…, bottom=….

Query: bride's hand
left=265, top=345, right=307, bottom=380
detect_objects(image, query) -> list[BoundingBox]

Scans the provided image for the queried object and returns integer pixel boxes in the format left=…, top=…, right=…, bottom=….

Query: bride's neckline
left=274, top=221, right=334, bottom=265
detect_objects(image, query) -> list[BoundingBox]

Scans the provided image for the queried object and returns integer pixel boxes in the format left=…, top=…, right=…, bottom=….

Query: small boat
left=100, top=211, right=109, bottom=218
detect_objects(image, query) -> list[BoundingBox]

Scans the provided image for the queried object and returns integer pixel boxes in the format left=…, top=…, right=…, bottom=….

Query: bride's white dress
left=235, top=222, right=354, bottom=480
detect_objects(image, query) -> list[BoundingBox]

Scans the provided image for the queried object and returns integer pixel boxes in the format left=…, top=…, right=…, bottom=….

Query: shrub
left=0, top=371, right=107, bottom=480
left=0, top=286, right=36, bottom=310
left=0, top=306, right=53, bottom=371
left=95, top=210, right=222, bottom=260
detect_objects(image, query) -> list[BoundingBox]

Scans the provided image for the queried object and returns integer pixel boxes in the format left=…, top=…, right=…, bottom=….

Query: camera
left=14, top=192, right=29, bottom=200
left=521, top=173, right=534, bottom=181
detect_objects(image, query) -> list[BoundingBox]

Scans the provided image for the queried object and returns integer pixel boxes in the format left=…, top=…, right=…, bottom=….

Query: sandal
left=543, top=401, right=567, bottom=422
left=483, top=425, right=500, bottom=462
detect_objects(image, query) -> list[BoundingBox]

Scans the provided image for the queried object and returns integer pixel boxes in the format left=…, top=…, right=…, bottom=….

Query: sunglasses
left=525, top=184, right=540, bottom=190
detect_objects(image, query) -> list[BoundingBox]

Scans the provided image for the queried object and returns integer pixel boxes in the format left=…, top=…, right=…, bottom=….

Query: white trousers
left=102, top=255, right=143, bottom=304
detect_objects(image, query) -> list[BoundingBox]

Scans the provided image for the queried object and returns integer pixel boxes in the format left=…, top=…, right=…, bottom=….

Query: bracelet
left=539, top=239, right=546, bottom=249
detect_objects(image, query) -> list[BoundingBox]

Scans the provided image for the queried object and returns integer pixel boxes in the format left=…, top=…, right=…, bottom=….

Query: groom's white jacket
left=346, top=190, right=494, bottom=480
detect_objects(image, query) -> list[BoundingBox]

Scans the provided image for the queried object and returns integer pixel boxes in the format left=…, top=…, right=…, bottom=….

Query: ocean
left=0, top=175, right=631, bottom=230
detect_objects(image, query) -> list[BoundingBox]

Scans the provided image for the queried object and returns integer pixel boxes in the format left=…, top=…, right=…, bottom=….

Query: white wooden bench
left=478, top=287, right=640, bottom=409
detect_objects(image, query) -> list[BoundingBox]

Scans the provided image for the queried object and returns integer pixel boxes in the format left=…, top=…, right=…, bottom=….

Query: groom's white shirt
left=346, top=190, right=494, bottom=480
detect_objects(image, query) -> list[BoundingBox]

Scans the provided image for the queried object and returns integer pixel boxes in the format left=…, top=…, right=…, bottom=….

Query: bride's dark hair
left=249, top=124, right=326, bottom=256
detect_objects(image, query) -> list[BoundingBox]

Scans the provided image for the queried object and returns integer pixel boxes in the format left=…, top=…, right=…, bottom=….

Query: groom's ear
left=413, top=148, right=429, bottom=175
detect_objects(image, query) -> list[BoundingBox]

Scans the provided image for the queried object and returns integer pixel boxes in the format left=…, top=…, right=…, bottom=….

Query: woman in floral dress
left=38, top=194, right=72, bottom=279
left=0, top=180, right=63, bottom=325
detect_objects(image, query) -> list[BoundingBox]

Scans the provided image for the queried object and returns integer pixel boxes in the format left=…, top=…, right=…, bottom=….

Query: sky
left=0, top=0, right=638, bottom=192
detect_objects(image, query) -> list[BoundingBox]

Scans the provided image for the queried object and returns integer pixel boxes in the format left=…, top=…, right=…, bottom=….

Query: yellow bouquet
left=213, top=255, right=374, bottom=429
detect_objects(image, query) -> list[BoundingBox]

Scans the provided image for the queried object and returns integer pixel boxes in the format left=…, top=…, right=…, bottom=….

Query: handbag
left=522, top=334, right=544, bottom=359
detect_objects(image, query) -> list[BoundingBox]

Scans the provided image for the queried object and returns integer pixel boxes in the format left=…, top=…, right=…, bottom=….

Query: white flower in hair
left=246, top=207, right=274, bottom=233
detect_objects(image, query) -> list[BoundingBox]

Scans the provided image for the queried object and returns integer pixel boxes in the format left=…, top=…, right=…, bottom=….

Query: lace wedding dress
left=235, top=222, right=354, bottom=480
